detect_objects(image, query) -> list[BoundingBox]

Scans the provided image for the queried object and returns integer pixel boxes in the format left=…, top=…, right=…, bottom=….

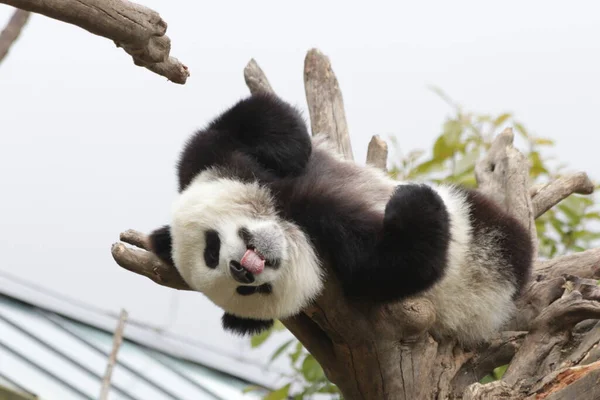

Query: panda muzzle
left=240, top=249, right=265, bottom=274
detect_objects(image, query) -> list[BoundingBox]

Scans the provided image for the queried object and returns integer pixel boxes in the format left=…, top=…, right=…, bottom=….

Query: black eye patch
left=204, top=229, right=220, bottom=269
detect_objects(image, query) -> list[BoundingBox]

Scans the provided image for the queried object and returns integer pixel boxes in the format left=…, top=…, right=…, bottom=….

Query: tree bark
left=111, top=49, right=600, bottom=399
left=0, top=8, right=30, bottom=64
left=0, top=1, right=189, bottom=83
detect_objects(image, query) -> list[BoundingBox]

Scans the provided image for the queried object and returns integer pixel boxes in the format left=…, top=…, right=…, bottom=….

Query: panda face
left=169, top=171, right=324, bottom=321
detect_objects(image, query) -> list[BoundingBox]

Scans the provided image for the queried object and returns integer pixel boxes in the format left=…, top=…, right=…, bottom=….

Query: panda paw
left=221, top=313, right=274, bottom=336
left=383, top=183, right=448, bottom=236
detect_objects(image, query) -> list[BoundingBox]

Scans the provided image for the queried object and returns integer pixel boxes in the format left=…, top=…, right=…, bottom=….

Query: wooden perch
left=0, top=8, right=30, bottom=64
left=0, top=0, right=189, bottom=83
left=111, top=49, right=600, bottom=399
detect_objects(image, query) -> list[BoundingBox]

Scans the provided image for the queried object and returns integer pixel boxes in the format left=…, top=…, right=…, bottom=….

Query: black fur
left=148, top=225, right=174, bottom=266
left=203, top=229, right=220, bottom=269
left=462, top=188, right=533, bottom=297
left=221, top=313, right=274, bottom=336
left=176, top=93, right=312, bottom=192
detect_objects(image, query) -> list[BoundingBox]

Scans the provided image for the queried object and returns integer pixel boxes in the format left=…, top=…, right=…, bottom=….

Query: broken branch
left=1, top=0, right=189, bottom=83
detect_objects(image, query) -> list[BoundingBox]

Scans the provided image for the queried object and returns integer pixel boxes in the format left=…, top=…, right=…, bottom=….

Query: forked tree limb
left=0, top=8, right=30, bottom=64
left=0, top=0, right=189, bottom=83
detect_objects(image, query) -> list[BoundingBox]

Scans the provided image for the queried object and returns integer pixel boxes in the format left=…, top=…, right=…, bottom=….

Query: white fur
left=170, top=170, right=324, bottom=321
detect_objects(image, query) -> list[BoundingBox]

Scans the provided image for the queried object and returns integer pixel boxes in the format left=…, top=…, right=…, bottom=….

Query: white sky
left=1, top=0, right=599, bottom=382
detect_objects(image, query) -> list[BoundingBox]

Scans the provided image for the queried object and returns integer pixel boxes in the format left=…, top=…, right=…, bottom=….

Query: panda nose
left=229, top=261, right=255, bottom=284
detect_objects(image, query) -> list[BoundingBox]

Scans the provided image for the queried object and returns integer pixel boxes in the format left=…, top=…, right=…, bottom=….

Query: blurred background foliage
left=246, top=88, right=600, bottom=399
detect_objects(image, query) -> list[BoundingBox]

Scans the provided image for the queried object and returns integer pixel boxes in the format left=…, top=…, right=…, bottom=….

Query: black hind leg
left=356, top=184, right=451, bottom=303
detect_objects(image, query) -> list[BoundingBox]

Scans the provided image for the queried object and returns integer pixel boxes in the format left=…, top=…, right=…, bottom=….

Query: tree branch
left=535, top=248, right=600, bottom=279
left=0, top=8, right=30, bottom=64
left=1, top=0, right=189, bottom=83
left=532, top=172, right=595, bottom=218
left=244, top=58, right=274, bottom=95
left=366, top=135, right=388, bottom=171
left=304, top=48, right=353, bottom=160
left=111, top=230, right=190, bottom=290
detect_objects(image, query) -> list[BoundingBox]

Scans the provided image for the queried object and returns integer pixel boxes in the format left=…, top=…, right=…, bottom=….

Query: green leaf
left=243, top=385, right=263, bottom=394
left=301, top=354, right=325, bottom=382
left=443, top=120, right=463, bottom=148
left=480, top=374, right=496, bottom=384
left=514, top=122, right=529, bottom=138
left=290, top=341, right=304, bottom=364
left=409, top=158, right=446, bottom=177
left=273, top=320, right=287, bottom=331
left=251, top=328, right=273, bottom=348
left=494, top=113, right=511, bottom=126
left=493, top=364, right=509, bottom=380
left=533, top=137, right=555, bottom=146
left=453, top=148, right=480, bottom=176
left=269, top=339, right=294, bottom=364
left=263, top=384, right=291, bottom=400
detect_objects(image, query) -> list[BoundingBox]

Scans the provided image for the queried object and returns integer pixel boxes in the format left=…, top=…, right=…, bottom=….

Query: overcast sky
left=1, top=0, right=599, bottom=381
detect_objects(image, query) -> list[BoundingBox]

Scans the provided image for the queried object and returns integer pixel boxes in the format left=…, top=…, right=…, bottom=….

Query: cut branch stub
left=304, top=48, right=353, bottom=160
left=244, top=58, right=274, bottom=95
left=531, top=172, right=594, bottom=218
left=1, top=0, right=189, bottom=83
left=366, top=135, right=388, bottom=171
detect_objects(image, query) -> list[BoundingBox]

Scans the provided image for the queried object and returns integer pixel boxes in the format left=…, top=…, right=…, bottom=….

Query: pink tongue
left=240, top=249, right=265, bottom=274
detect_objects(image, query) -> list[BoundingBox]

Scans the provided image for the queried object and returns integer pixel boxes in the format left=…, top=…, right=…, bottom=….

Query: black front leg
left=221, top=313, right=274, bottom=336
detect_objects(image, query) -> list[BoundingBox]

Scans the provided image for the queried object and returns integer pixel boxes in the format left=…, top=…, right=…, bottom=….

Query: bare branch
left=0, top=8, right=30, bottom=64
left=304, top=48, right=353, bottom=160
left=366, top=135, right=388, bottom=171
left=99, top=309, right=128, bottom=400
left=244, top=58, right=274, bottom=95
left=535, top=248, right=600, bottom=279
left=1, top=0, right=189, bottom=83
left=111, top=231, right=190, bottom=291
left=532, top=172, right=595, bottom=218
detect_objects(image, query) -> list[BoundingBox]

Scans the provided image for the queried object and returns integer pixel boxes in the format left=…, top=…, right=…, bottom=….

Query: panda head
left=169, top=171, right=324, bottom=321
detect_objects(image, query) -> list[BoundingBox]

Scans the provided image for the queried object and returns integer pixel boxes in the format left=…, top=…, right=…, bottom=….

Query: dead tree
left=0, top=0, right=189, bottom=83
left=111, top=48, right=600, bottom=399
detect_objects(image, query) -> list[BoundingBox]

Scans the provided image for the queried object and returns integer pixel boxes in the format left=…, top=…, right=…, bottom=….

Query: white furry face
left=169, top=171, right=324, bottom=321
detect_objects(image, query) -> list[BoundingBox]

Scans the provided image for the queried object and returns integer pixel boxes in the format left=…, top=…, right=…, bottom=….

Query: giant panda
left=147, top=92, right=534, bottom=346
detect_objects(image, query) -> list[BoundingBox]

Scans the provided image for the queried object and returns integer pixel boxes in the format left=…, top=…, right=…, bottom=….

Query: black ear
left=221, top=313, right=274, bottom=336
left=148, top=225, right=174, bottom=266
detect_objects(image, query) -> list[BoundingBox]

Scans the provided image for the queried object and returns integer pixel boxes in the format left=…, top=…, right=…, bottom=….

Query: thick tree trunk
left=111, top=49, right=600, bottom=399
